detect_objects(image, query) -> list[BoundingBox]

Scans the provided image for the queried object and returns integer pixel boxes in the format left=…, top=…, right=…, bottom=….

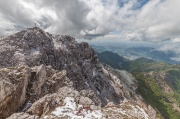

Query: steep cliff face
left=0, top=67, right=30, bottom=118
left=135, top=72, right=180, bottom=119
left=0, top=27, right=159, bottom=118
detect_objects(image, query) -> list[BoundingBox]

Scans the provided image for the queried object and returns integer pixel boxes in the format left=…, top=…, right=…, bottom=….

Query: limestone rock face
left=27, top=64, right=47, bottom=101
left=0, top=67, right=30, bottom=119
left=0, top=27, right=159, bottom=118
left=7, top=113, right=39, bottom=119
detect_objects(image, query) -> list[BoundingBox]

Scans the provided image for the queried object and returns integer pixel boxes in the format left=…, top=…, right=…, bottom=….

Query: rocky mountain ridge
left=0, top=27, right=158, bottom=119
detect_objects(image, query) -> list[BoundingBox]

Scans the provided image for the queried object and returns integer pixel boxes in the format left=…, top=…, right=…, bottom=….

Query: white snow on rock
left=93, top=71, right=95, bottom=77
left=52, top=37, right=69, bottom=52
left=51, top=97, right=104, bottom=119
left=85, top=82, right=89, bottom=87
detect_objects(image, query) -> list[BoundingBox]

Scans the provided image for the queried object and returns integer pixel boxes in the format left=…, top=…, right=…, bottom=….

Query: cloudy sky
left=0, top=0, right=180, bottom=60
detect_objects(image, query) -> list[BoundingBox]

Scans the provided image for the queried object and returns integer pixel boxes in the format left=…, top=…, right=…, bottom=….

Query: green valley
left=97, top=51, right=180, bottom=119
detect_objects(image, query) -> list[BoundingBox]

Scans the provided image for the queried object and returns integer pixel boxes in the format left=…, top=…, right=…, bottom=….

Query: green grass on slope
left=121, top=57, right=171, bottom=72
left=168, top=70, right=180, bottom=91
left=97, top=53, right=180, bottom=118
left=122, top=58, right=180, bottom=93
left=134, top=73, right=180, bottom=119
left=97, top=51, right=127, bottom=69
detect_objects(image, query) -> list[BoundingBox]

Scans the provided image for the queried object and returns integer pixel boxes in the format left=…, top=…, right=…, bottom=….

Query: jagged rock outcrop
left=0, top=67, right=30, bottom=119
left=0, top=27, right=159, bottom=118
left=0, top=65, right=74, bottom=119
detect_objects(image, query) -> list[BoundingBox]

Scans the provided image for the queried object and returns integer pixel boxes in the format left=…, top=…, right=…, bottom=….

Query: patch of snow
left=64, top=97, right=76, bottom=110
left=51, top=97, right=104, bottom=119
left=97, top=91, right=100, bottom=95
left=52, top=38, right=68, bottom=52
left=85, top=82, right=89, bottom=87
left=92, top=69, right=96, bottom=77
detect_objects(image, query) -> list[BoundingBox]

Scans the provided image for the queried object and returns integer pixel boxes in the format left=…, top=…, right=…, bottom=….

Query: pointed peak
left=26, top=27, right=44, bottom=32
left=21, top=27, right=50, bottom=37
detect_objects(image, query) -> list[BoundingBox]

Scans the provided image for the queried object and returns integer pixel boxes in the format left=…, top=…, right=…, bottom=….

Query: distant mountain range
left=97, top=51, right=127, bottom=69
left=97, top=51, right=180, bottom=119
left=93, top=45, right=180, bottom=64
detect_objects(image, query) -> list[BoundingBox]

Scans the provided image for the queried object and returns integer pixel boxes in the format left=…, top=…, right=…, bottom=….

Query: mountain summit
left=0, top=27, right=158, bottom=119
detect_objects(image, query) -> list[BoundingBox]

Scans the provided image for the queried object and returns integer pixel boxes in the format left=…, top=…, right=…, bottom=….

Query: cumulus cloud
left=0, top=0, right=180, bottom=41
left=157, top=41, right=180, bottom=61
